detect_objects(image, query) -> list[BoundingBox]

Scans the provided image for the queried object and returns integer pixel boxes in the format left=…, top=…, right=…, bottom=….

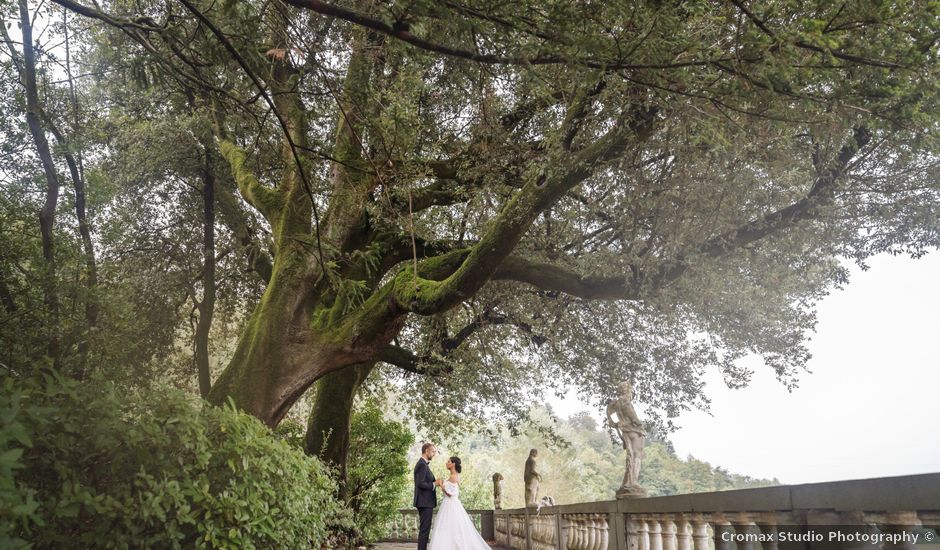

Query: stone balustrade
left=494, top=473, right=940, bottom=550
left=379, top=509, right=494, bottom=542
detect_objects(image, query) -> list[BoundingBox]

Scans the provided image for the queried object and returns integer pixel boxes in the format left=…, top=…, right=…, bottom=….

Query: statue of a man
left=523, top=449, right=542, bottom=507
left=492, top=473, right=504, bottom=510
left=607, top=380, right=648, bottom=497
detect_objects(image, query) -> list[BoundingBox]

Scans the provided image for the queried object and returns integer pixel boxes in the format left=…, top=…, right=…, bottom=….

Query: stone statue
left=607, top=380, right=648, bottom=498
left=523, top=449, right=542, bottom=507
left=492, top=473, right=504, bottom=510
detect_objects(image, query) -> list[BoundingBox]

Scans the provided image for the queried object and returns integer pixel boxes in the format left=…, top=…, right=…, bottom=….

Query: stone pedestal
left=617, top=484, right=649, bottom=499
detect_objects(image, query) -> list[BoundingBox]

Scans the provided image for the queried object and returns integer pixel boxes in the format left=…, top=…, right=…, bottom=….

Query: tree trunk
left=19, top=0, right=61, bottom=367
left=305, top=361, right=375, bottom=491
left=206, top=248, right=403, bottom=426
left=205, top=24, right=403, bottom=431
left=195, top=151, right=216, bottom=397
left=62, top=7, right=98, bottom=371
left=205, top=246, right=311, bottom=423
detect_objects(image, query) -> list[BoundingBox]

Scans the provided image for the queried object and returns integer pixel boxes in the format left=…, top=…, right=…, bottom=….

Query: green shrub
left=0, top=372, right=340, bottom=549
left=346, top=400, right=411, bottom=542
left=273, top=401, right=411, bottom=546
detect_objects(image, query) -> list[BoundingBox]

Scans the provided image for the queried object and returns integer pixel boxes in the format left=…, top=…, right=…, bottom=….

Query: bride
left=428, top=456, right=491, bottom=549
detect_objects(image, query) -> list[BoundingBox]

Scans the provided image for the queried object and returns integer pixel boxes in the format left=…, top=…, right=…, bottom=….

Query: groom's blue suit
left=413, top=457, right=437, bottom=550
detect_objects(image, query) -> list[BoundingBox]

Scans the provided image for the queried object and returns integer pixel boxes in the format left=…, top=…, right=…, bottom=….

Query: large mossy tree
left=7, top=0, right=940, bottom=478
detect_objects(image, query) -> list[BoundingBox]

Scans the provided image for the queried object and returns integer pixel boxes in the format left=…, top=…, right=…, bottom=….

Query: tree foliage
left=1, top=0, right=938, bottom=478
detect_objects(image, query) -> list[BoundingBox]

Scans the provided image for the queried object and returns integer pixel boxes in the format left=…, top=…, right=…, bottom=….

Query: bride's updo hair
left=450, top=456, right=462, bottom=473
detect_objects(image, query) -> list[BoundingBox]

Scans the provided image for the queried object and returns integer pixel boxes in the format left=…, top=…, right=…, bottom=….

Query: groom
left=413, top=443, right=440, bottom=550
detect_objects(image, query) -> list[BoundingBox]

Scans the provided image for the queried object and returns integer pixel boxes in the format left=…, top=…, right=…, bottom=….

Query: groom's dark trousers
left=413, top=457, right=437, bottom=550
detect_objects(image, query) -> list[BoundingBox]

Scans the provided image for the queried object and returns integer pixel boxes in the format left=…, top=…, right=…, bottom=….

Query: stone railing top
left=494, top=472, right=940, bottom=515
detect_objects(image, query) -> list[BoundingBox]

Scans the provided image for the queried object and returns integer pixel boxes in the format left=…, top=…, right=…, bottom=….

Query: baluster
left=591, top=514, right=604, bottom=550
left=733, top=515, right=757, bottom=550
left=691, top=516, right=710, bottom=550
left=755, top=513, right=779, bottom=550
left=713, top=515, right=734, bottom=550
left=548, top=515, right=558, bottom=550
left=882, top=512, right=921, bottom=550
left=584, top=515, right=593, bottom=550
left=507, top=515, right=513, bottom=547
left=662, top=519, right=678, bottom=550
left=585, top=515, right=597, bottom=550
left=758, top=527, right=777, bottom=550
left=676, top=518, right=692, bottom=550
left=628, top=518, right=643, bottom=550
left=575, top=515, right=586, bottom=550
left=598, top=514, right=610, bottom=550
left=833, top=512, right=876, bottom=550
left=649, top=519, right=664, bottom=550
left=639, top=519, right=651, bottom=550
left=509, top=516, right=515, bottom=546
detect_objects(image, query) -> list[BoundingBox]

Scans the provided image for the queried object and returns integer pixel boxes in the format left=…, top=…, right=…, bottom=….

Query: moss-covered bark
left=206, top=244, right=315, bottom=424
left=305, top=361, right=375, bottom=492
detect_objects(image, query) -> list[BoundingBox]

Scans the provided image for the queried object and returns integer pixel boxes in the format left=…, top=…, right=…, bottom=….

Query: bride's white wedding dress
left=428, top=479, right=491, bottom=549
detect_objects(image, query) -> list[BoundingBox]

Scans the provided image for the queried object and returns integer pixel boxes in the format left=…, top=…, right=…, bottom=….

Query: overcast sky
left=553, top=251, right=940, bottom=485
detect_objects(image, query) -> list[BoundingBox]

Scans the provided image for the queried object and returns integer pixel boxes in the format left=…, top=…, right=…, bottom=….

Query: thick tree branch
left=560, top=79, right=607, bottom=150
left=378, top=344, right=452, bottom=376
left=179, top=0, right=324, bottom=262
left=51, top=0, right=163, bottom=31
left=218, top=140, right=284, bottom=220
left=379, top=307, right=546, bottom=376
left=650, top=127, right=873, bottom=288
left=443, top=309, right=547, bottom=349
left=493, top=257, right=639, bottom=300
left=211, top=151, right=274, bottom=284
left=380, top=236, right=461, bottom=274
left=281, top=0, right=726, bottom=71
left=391, top=105, right=658, bottom=315
left=319, top=30, right=383, bottom=249
left=489, top=129, right=872, bottom=302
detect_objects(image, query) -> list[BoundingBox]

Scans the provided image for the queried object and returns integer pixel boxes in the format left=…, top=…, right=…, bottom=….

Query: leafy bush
left=276, top=399, right=412, bottom=545
left=0, top=372, right=340, bottom=549
left=346, top=400, right=412, bottom=542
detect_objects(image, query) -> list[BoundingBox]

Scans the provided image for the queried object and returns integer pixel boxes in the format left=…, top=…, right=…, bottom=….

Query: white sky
left=552, top=251, right=940, bottom=484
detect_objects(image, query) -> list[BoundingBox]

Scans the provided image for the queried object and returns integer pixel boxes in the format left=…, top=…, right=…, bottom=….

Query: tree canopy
left=1, top=0, right=938, bottom=468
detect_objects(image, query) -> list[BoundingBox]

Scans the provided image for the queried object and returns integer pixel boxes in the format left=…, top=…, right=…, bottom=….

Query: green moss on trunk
left=305, top=361, right=375, bottom=493
left=206, top=246, right=311, bottom=424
